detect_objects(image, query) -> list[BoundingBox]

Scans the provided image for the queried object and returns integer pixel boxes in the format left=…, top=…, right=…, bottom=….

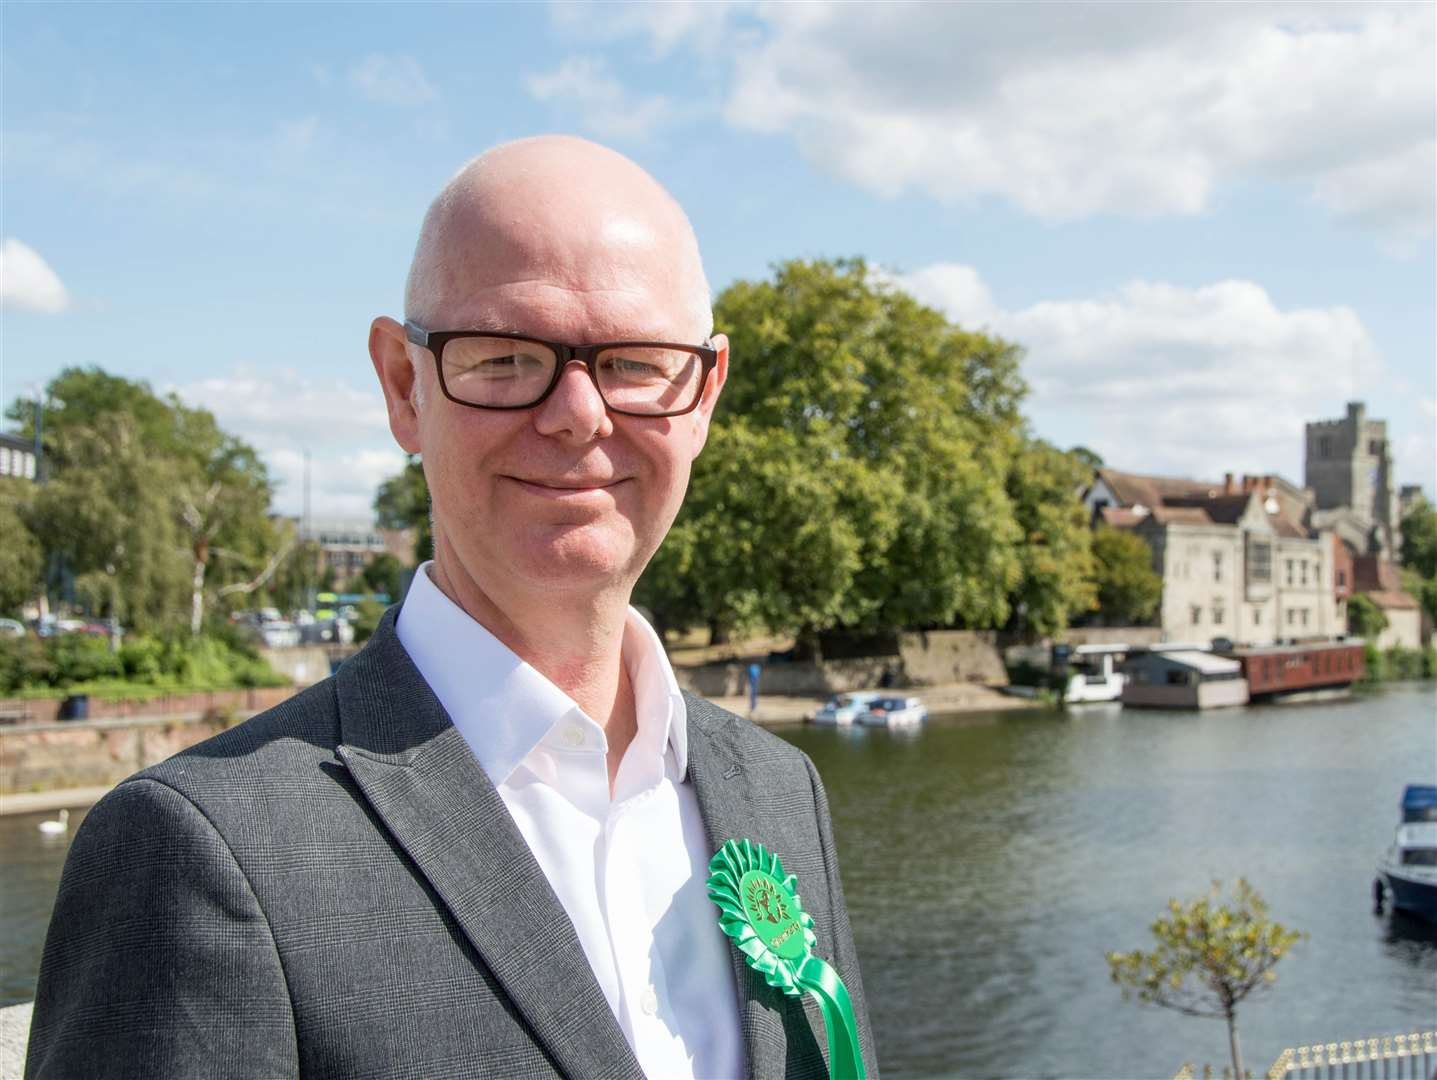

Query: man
left=27, top=136, right=875, bottom=1079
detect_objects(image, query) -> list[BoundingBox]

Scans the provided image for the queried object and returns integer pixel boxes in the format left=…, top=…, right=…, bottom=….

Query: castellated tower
left=1304, top=401, right=1399, bottom=555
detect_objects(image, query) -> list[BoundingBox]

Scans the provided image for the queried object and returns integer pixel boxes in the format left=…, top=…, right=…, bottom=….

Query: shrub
left=47, top=634, right=123, bottom=688
left=0, top=635, right=54, bottom=695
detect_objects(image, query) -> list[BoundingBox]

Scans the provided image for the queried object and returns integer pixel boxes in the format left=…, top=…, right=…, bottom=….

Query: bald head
left=404, top=135, right=712, bottom=340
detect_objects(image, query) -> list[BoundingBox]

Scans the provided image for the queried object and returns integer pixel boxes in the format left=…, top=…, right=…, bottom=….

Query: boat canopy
left=1402, top=785, right=1437, bottom=822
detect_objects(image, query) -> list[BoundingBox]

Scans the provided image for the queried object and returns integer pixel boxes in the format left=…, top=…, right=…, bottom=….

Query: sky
left=2, top=1, right=1434, bottom=520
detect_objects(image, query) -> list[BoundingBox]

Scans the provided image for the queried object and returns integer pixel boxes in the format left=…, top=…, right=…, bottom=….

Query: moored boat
left=812, top=692, right=883, bottom=726
left=858, top=695, right=928, bottom=727
left=1120, top=650, right=1249, bottom=710
left=1376, top=785, right=1437, bottom=924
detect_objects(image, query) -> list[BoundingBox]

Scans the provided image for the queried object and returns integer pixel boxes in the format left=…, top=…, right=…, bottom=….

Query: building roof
left=1095, top=468, right=1220, bottom=509
left=1147, top=506, right=1213, bottom=526
left=1165, top=492, right=1253, bottom=525
left=1353, top=555, right=1403, bottom=592
left=0, top=431, right=34, bottom=453
left=1362, top=590, right=1419, bottom=611
left=1097, top=506, right=1145, bottom=528
left=1266, top=512, right=1309, bottom=539
left=1136, top=650, right=1243, bottom=674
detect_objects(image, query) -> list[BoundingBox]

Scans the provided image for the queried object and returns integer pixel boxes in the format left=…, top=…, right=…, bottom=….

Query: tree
left=1401, top=496, right=1437, bottom=578
left=1107, top=879, right=1304, bottom=1080
left=1069, top=445, right=1104, bottom=470
left=1005, top=440, right=1097, bottom=637
left=374, top=456, right=433, bottom=565
left=1091, top=527, right=1163, bottom=625
left=1346, top=593, right=1388, bottom=640
left=360, top=553, right=404, bottom=601
left=9, top=368, right=283, bottom=634
left=0, top=479, right=43, bottom=615
left=639, top=258, right=1028, bottom=641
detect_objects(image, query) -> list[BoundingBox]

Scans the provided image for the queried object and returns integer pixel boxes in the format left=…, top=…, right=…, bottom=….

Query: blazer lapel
left=334, top=612, right=643, bottom=1080
left=684, top=697, right=829, bottom=1078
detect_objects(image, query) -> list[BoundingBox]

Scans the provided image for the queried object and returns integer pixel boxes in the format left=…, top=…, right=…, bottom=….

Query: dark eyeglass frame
left=404, top=320, right=719, bottom=418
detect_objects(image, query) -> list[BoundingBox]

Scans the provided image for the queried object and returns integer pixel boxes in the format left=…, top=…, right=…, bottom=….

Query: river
left=3, top=682, right=1434, bottom=1077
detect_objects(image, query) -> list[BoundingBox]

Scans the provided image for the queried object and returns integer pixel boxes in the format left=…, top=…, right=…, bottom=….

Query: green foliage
left=10, top=368, right=281, bottom=634
left=1364, top=644, right=1437, bottom=682
left=351, top=598, right=387, bottom=643
left=0, top=631, right=287, bottom=695
left=639, top=258, right=1030, bottom=638
left=1005, top=441, right=1096, bottom=636
left=0, top=479, right=43, bottom=615
left=359, top=553, right=403, bottom=600
left=1400, top=567, right=1437, bottom=627
left=1090, top=527, right=1163, bottom=624
left=1347, top=593, right=1389, bottom=640
left=1107, top=879, right=1304, bottom=1079
left=375, top=456, right=433, bottom=564
left=1401, top=495, right=1437, bottom=578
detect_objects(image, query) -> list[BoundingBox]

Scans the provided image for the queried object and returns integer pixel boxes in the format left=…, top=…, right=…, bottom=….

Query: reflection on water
left=2, top=686, right=1434, bottom=1077
left=0, top=805, right=90, bottom=1006
left=783, top=683, right=1437, bottom=1079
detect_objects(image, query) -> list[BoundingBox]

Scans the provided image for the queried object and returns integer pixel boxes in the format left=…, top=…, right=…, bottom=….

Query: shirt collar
left=395, top=562, right=688, bottom=786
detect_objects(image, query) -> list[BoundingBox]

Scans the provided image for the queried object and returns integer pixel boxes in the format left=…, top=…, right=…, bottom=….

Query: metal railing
left=1174, top=1031, right=1437, bottom=1080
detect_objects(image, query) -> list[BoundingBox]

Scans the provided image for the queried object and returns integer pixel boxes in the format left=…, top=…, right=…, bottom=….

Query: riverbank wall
left=675, top=629, right=1011, bottom=697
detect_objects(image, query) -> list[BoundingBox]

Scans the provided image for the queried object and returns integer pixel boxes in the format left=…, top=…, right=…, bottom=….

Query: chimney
left=1224, top=472, right=1235, bottom=494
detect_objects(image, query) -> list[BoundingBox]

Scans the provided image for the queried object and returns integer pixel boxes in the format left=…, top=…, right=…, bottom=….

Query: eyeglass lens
left=441, top=336, right=705, bottom=414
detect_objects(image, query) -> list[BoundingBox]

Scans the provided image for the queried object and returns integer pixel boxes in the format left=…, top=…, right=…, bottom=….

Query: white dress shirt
left=396, top=564, right=744, bottom=1079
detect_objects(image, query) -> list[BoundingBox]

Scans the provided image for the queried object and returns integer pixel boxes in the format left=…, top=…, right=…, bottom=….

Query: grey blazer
left=26, top=611, right=876, bottom=1079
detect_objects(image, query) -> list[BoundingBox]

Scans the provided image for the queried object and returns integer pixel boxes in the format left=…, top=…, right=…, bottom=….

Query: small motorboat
left=1376, top=785, right=1437, bottom=924
left=812, top=692, right=883, bottom=726
left=858, top=695, right=928, bottom=728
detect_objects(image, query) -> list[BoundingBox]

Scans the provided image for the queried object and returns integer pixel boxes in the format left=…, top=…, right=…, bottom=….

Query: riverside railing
left=1175, top=1030, right=1437, bottom=1080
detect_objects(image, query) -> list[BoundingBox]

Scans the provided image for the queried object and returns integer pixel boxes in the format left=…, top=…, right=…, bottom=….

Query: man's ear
left=370, top=316, right=423, bottom=454
left=689, top=332, right=728, bottom=459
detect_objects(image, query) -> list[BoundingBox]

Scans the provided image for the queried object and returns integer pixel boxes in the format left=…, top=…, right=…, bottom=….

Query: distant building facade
left=297, top=518, right=416, bottom=585
left=1085, top=470, right=1339, bottom=646
left=1305, top=401, right=1399, bottom=556
left=0, top=432, right=38, bottom=481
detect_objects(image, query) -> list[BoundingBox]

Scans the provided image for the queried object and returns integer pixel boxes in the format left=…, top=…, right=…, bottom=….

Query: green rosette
left=706, top=839, right=866, bottom=1080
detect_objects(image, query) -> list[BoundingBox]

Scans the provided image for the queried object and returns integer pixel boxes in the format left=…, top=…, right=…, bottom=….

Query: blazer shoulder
left=682, top=691, right=813, bottom=767
left=140, top=677, right=342, bottom=790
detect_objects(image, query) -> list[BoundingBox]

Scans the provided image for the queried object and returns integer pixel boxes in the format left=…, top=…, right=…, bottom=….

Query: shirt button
left=562, top=725, right=585, bottom=748
left=640, top=987, right=658, bottom=1016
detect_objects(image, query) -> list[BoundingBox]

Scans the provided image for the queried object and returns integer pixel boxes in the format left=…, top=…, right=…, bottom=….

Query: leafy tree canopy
left=1401, top=495, right=1437, bottom=579
left=374, top=456, right=433, bottom=565
left=1107, top=879, right=1304, bottom=1080
left=1090, top=527, right=1163, bottom=625
left=639, top=258, right=1033, bottom=638
left=1346, top=593, right=1389, bottom=640
left=8, top=368, right=282, bottom=633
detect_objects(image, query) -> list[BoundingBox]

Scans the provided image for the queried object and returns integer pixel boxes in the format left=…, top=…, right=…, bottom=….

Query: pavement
left=0, top=1002, right=30, bottom=1079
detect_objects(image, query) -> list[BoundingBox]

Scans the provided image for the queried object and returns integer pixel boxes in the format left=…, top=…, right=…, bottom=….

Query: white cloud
left=896, top=263, right=1383, bottom=484
left=577, top=2, right=1435, bottom=244
left=525, top=57, right=673, bottom=142
left=1, top=238, right=69, bottom=313
left=170, top=368, right=405, bottom=519
left=348, top=53, right=439, bottom=107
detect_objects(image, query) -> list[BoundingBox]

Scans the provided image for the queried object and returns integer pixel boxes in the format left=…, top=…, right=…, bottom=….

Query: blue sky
left=3, top=2, right=1433, bottom=518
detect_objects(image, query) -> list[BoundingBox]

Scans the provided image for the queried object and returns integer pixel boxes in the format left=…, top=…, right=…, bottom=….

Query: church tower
left=1304, top=401, right=1398, bottom=555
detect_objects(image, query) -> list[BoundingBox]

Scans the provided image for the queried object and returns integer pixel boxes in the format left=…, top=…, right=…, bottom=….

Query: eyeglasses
left=404, top=321, right=718, bottom=418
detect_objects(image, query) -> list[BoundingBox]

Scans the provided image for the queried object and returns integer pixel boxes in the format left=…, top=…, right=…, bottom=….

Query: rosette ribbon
left=706, top=839, right=865, bottom=1080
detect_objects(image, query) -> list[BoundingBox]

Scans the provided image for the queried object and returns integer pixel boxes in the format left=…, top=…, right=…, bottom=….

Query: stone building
left=1305, top=401, right=1399, bottom=556
left=0, top=431, right=38, bottom=482
left=1084, top=470, right=1340, bottom=646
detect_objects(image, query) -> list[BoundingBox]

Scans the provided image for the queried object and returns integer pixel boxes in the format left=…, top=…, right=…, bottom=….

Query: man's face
left=392, top=267, right=726, bottom=605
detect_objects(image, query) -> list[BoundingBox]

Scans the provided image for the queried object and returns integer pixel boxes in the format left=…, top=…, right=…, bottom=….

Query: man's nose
left=532, top=360, right=614, bottom=442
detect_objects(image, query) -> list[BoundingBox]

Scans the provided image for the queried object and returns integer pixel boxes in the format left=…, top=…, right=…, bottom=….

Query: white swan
left=38, top=808, right=70, bottom=835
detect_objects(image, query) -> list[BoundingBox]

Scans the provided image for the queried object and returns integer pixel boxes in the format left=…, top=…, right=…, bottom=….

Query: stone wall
left=0, top=686, right=294, bottom=727
left=1, top=715, right=245, bottom=795
left=673, top=630, right=1009, bottom=697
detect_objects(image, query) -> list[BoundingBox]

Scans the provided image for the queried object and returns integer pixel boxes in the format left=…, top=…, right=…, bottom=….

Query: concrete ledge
left=1, top=787, right=113, bottom=816
left=0, top=1002, right=31, bottom=1079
